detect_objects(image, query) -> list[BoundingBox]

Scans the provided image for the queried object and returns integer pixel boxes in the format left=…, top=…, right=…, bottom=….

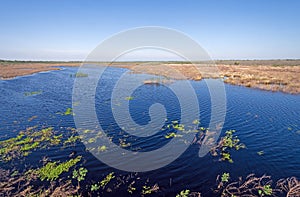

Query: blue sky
left=0, top=0, right=300, bottom=60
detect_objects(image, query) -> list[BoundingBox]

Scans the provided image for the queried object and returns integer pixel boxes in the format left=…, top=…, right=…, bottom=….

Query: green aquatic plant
left=221, top=172, right=230, bottom=182
left=24, top=90, right=42, bottom=96
left=176, top=189, right=190, bottom=197
left=91, top=183, right=101, bottom=191
left=72, top=167, right=88, bottom=183
left=64, top=108, right=74, bottom=115
left=98, top=145, right=107, bottom=152
left=173, top=123, right=185, bottom=131
left=258, top=185, right=272, bottom=196
left=192, top=119, right=200, bottom=125
left=125, top=96, right=134, bottom=100
left=210, top=130, right=245, bottom=163
left=0, top=127, right=64, bottom=162
left=127, top=181, right=137, bottom=194
left=100, top=172, right=115, bottom=188
left=257, top=151, right=264, bottom=155
left=165, top=132, right=183, bottom=139
left=75, top=72, right=89, bottom=77
left=34, top=156, right=81, bottom=181
left=64, top=135, right=81, bottom=146
left=215, top=174, right=276, bottom=197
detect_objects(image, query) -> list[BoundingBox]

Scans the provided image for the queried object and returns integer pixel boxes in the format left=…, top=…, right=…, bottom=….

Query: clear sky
left=0, top=0, right=300, bottom=61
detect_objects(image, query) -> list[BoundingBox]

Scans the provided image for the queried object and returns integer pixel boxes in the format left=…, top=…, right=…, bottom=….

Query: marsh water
left=0, top=66, right=299, bottom=196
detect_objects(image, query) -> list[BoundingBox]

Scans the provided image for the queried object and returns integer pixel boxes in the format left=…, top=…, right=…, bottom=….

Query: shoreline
left=0, top=61, right=299, bottom=94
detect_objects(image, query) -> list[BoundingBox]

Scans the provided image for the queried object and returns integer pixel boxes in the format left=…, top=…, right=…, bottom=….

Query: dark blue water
left=0, top=67, right=299, bottom=196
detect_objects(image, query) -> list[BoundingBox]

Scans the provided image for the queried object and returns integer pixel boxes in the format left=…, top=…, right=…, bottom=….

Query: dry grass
left=218, top=64, right=300, bottom=94
left=0, top=62, right=79, bottom=79
left=1, top=60, right=299, bottom=94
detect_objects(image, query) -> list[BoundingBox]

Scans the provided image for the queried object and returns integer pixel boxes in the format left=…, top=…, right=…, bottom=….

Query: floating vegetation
left=141, top=183, right=159, bottom=195
left=165, top=132, right=182, bottom=139
left=214, top=173, right=285, bottom=197
left=71, top=72, right=89, bottom=78
left=28, top=156, right=81, bottom=181
left=64, top=135, right=81, bottom=146
left=210, top=130, right=245, bottom=163
left=73, top=167, right=88, bottom=188
left=28, top=115, right=38, bottom=122
left=64, top=107, right=74, bottom=115
left=0, top=127, right=63, bottom=162
left=119, top=139, right=131, bottom=148
left=125, top=96, right=134, bottom=100
left=99, top=172, right=115, bottom=188
left=221, top=172, right=230, bottom=183
left=127, top=181, right=137, bottom=194
left=257, top=151, right=264, bottom=155
left=98, top=145, right=107, bottom=152
left=192, top=119, right=200, bottom=125
left=24, top=90, right=42, bottom=96
left=176, top=189, right=190, bottom=197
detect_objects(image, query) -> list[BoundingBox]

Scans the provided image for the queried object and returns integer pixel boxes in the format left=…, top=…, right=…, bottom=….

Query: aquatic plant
left=258, top=185, right=272, bottom=196
left=141, top=183, right=159, bottom=195
left=32, top=156, right=81, bottom=181
left=176, top=189, right=190, bottom=197
left=72, top=72, right=88, bottom=78
left=73, top=167, right=88, bottom=188
left=125, top=96, right=134, bottom=100
left=257, top=151, right=264, bottom=155
left=24, top=90, right=42, bottom=96
left=99, top=172, right=115, bottom=188
left=192, top=119, right=200, bottom=125
left=210, top=130, right=245, bottom=163
left=127, top=181, right=137, bottom=194
left=221, top=172, right=230, bottom=183
left=98, top=145, right=107, bottom=152
left=91, top=183, right=101, bottom=191
left=215, top=173, right=279, bottom=197
left=64, top=107, right=74, bottom=115
left=63, top=135, right=81, bottom=146
left=0, top=127, right=64, bottom=162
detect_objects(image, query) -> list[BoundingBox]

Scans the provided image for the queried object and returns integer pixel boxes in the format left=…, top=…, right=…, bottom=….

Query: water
left=0, top=66, right=299, bottom=196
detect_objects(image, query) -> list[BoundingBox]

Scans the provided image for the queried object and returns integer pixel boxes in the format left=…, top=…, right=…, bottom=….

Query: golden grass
left=1, top=61, right=299, bottom=94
